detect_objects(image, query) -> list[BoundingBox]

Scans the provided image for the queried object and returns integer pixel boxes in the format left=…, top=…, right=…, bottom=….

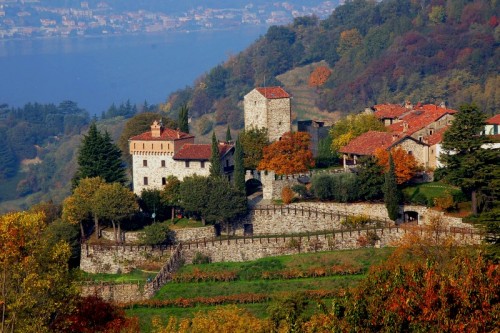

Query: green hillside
left=163, top=0, right=499, bottom=128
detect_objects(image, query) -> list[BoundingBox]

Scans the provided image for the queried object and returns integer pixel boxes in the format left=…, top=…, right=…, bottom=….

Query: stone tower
left=243, top=86, right=291, bottom=142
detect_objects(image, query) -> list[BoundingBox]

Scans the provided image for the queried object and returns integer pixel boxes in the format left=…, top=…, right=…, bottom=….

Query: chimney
left=405, top=100, right=413, bottom=110
left=151, top=120, right=162, bottom=138
left=392, top=134, right=399, bottom=142
left=403, top=121, right=408, bottom=133
left=439, top=101, right=446, bottom=108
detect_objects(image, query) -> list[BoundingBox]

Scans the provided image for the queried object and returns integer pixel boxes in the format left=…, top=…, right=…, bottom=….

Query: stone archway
left=403, top=210, right=419, bottom=224
left=245, top=178, right=262, bottom=196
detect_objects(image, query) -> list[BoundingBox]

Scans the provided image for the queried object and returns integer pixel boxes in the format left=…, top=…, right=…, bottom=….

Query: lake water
left=0, top=27, right=267, bottom=115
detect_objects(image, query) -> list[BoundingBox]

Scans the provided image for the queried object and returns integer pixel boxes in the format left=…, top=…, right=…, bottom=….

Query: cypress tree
left=234, top=137, right=245, bottom=192
left=209, top=132, right=222, bottom=178
left=383, top=153, right=401, bottom=221
left=178, top=103, right=189, bottom=133
left=226, top=125, right=232, bottom=142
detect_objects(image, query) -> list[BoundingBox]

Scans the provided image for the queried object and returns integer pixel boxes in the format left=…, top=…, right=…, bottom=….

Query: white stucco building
left=129, top=120, right=234, bottom=195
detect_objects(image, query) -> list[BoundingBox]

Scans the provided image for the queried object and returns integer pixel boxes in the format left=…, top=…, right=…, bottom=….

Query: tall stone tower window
left=161, top=160, right=166, bottom=167
left=143, top=159, right=148, bottom=167
left=162, top=177, right=167, bottom=185
left=143, top=177, right=148, bottom=185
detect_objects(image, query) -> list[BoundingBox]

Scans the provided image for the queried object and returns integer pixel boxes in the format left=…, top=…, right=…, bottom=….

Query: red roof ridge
left=129, top=127, right=193, bottom=141
left=255, top=86, right=290, bottom=99
left=487, top=114, right=500, bottom=125
left=173, top=142, right=234, bottom=161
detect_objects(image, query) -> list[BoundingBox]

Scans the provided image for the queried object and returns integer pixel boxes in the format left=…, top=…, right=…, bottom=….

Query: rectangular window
left=133, top=143, right=136, bottom=149
left=143, top=159, right=148, bottom=167
left=143, top=177, right=148, bottom=185
left=185, top=161, right=190, bottom=168
left=162, top=177, right=167, bottom=185
left=200, top=161, right=205, bottom=168
left=161, top=160, right=166, bottom=167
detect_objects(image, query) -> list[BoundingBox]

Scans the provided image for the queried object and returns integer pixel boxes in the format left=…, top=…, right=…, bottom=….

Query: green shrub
left=342, top=214, right=372, bottom=228
left=292, top=184, right=308, bottom=198
left=139, top=222, right=170, bottom=245
left=192, top=252, right=211, bottom=264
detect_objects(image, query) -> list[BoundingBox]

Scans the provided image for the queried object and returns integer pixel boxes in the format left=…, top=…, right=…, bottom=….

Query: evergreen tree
left=356, top=156, right=385, bottom=201
left=226, top=125, right=232, bottom=142
left=234, top=137, right=245, bottom=192
left=440, top=103, right=497, bottom=214
left=72, top=123, right=126, bottom=187
left=209, top=132, right=222, bottom=178
left=179, top=175, right=210, bottom=225
left=206, top=176, right=248, bottom=234
left=383, top=154, right=401, bottom=221
left=178, top=103, right=189, bottom=133
left=0, top=133, right=17, bottom=180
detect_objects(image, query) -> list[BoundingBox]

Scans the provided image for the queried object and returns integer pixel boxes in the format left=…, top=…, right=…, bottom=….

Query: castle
left=130, top=86, right=292, bottom=195
left=129, top=120, right=234, bottom=195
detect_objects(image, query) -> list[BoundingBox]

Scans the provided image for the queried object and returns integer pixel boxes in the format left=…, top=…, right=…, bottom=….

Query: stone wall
left=81, top=283, right=145, bottom=303
left=261, top=171, right=302, bottom=200
left=181, top=226, right=482, bottom=264
left=170, top=226, right=215, bottom=242
left=101, top=229, right=142, bottom=243
left=287, top=202, right=475, bottom=230
left=80, top=244, right=173, bottom=274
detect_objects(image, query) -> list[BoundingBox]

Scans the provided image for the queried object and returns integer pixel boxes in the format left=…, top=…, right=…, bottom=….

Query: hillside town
left=0, top=0, right=338, bottom=39
left=1, top=0, right=499, bottom=330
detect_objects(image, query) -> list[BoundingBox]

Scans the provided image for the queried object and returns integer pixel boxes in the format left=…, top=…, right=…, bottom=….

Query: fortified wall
left=180, top=226, right=482, bottom=264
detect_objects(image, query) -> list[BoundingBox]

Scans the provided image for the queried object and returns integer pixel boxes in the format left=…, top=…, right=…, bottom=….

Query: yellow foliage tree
left=152, top=306, right=271, bottom=333
left=0, top=211, right=77, bottom=332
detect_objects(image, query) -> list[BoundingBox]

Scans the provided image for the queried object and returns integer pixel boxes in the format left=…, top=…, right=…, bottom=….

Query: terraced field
left=124, top=247, right=394, bottom=332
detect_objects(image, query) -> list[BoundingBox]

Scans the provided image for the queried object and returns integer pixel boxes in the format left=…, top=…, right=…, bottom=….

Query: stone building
left=297, top=120, right=330, bottom=157
left=129, top=120, right=234, bottom=195
left=339, top=131, right=429, bottom=168
left=243, top=86, right=291, bottom=142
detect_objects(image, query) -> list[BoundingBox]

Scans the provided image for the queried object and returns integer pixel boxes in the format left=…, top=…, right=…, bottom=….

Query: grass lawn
left=403, top=181, right=462, bottom=204
left=80, top=269, right=157, bottom=285
left=174, top=248, right=393, bottom=278
left=165, top=218, right=205, bottom=229
left=154, top=275, right=364, bottom=300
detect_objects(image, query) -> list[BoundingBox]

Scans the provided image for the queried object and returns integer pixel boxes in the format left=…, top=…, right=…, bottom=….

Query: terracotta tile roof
left=339, top=131, right=405, bottom=155
left=387, top=105, right=456, bottom=135
left=173, top=143, right=233, bottom=161
left=130, top=127, right=193, bottom=141
left=373, top=104, right=407, bottom=119
left=255, top=86, right=290, bottom=99
left=424, top=126, right=448, bottom=146
left=487, top=114, right=500, bottom=125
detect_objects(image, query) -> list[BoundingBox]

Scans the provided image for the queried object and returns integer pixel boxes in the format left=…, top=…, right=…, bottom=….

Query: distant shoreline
left=0, top=24, right=270, bottom=43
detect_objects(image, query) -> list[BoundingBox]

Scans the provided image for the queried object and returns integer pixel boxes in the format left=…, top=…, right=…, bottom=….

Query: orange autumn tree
left=258, top=132, right=315, bottom=175
left=308, top=65, right=332, bottom=87
left=374, top=146, right=418, bottom=184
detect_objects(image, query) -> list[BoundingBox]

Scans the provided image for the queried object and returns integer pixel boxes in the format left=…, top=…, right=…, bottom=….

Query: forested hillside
left=164, top=0, right=499, bottom=128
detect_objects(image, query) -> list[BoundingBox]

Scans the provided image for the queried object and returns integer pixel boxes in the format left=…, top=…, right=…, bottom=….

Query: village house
left=129, top=120, right=234, bottom=195
left=339, top=131, right=428, bottom=168
left=341, top=103, right=458, bottom=169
